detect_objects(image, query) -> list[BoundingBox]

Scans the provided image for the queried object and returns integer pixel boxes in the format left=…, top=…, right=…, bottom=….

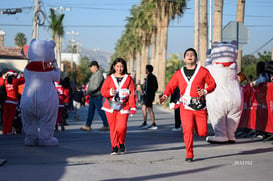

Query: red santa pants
left=180, top=107, right=208, bottom=158
left=2, top=103, right=17, bottom=134
left=105, top=111, right=129, bottom=148
left=56, top=107, right=64, bottom=125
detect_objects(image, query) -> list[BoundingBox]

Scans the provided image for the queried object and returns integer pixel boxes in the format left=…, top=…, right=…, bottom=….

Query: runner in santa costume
left=205, top=41, right=243, bottom=143
left=101, top=58, right=136, bottom=155
left=20, top=39, right=60, bottom=146
left=0, top=70, right=25, bottom=134
left=55, top=80, right=65, bottom=131
left=160, top=48, right=216, bottom=162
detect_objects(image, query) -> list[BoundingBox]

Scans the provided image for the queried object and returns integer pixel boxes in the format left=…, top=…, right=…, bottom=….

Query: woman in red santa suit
left=160, top=48, right=216, bottom=162
left=0, top=70, right=25, bottom=134
left=101, top=58, right=136, bottom=155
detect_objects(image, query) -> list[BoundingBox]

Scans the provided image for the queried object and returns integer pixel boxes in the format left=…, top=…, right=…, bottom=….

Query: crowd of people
left=1, top=39, right=273, bottom=162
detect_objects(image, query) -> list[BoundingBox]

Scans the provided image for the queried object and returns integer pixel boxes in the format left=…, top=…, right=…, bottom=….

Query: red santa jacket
left=163, top=64, right=216, bottom=110
left=101, top=74, right=136, bottom=114
left=55, top=82, right=65, bottom=107
left=0, top=75, right=25, bottom=104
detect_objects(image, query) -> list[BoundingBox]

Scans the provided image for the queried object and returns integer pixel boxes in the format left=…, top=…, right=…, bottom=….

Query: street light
left=66, top=31, right=79, bottom=70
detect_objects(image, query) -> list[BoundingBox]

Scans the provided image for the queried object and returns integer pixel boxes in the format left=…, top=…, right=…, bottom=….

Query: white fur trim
left=110, top=88, right=115, bottom=96
left=169, top=102, right=175, bottom=110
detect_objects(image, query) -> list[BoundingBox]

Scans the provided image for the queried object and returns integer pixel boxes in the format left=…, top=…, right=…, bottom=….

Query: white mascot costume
left=206, top=41, right=243, bottom=143
left=21, top=39, right=60, bottom=146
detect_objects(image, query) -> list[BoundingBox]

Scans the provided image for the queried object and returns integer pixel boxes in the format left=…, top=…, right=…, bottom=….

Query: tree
left=257, top=51, right=271, bottom=63
left=14, top=32, right=27, bottom=48
left=213, top=0, right=223, bottom=42
left=75, top=56, right=92, bottom=85
left=241, top=51, right=271, bottom=80
left=199, top=0, right=208, bottom=66
left=194, top=0, right=199, bottom=52
left=49, top=8, right=65, bottom=70
left=165, top=54, right=184, bottom=83
left=112, top=0, right=187, bottom=91
left=236, top=0, right=246, bottom=72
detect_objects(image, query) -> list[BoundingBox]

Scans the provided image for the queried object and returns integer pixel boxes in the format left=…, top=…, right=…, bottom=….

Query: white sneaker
left=171, top=127, right=182, bottom=131
left=206, top=136, right=228, bottom=143
left=148, top=124, right=158, bottom=130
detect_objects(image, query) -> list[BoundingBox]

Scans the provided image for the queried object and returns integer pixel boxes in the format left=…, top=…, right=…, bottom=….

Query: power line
left=251, top=37, right=273, bottom=54
left=1, top=23, right=273, bottom=28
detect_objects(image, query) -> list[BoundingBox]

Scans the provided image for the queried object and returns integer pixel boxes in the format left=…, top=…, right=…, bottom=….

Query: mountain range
left=80, top=48, right=112, bottom=71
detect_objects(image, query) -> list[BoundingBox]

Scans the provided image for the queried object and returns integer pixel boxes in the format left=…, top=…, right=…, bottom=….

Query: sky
left=1, top=0, right=273, bottom=58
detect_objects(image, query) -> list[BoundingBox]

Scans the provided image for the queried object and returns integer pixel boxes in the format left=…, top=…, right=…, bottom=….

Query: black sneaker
left=119, top=143, right=126, bottom=154
left=185, top=158, right=193, bottom=162
left=139, top=122, right=148, bottom=128
left=111, top=146, right=118, bottom=155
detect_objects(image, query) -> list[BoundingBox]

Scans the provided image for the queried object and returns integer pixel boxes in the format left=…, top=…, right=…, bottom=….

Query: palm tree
left=199, top=0, right=208, bottom=66
left=236, top=0, right=246, bottom=72
left=194, top=0, right=200, bottom=53
left=112, top=0, right=187, bottom=90
left=213, top=0, right=223, bottom=42
left=49, top=8, right=65, bottom=70
left=153, top=0, right=187, bottom=92
left=14, top=32, right=27, bottom=48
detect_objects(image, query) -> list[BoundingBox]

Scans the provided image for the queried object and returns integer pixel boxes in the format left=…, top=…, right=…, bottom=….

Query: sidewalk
left=0, top=105, right=273, bottom=181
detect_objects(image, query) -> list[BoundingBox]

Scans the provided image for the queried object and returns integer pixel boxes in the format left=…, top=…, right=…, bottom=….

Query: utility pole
left=32, top=0, right=40, bottom=39
left=67, top=31, right=79, bottom=71
left=51, top=5, right=71, bottom=71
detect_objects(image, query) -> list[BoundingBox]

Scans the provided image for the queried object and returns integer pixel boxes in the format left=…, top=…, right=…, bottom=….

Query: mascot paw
left=39, top=137, right=59, bottom=146
left=24, top=137, right=39, bottom=146
left=206, top=136, right=228, bottom=143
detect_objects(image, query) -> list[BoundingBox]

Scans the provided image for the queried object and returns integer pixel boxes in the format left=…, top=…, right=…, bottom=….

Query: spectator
left=139, top=65, right=158, bottom=130
left=55, top=80, right=65, bottom=131
left=73, top=85, right=85, bottom=120
left=80, top=60, right=109, bottom=131
left=237, top=72, right=249, bottom=87
left=265, top=61, right=273, bottom=82
left=250, top=61, right=270, bottom=87
left=62, top=77, right=70, bottom=125
left=136, top=80, right=142, bottom=105
left=170, top=87, right=181, bottom=131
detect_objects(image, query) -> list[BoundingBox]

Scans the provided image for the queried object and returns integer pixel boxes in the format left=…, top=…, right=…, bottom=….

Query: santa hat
left=7, top=70, right=15, bottom=76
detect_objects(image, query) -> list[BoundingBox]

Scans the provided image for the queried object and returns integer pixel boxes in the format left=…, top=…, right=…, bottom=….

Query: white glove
left=51, top=59, right=58, bottom=69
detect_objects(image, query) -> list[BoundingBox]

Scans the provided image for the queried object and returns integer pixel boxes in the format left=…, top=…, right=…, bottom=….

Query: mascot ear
left=231, top=40, right=237, bottom=46
left=211, top=41, right=218, bottom=49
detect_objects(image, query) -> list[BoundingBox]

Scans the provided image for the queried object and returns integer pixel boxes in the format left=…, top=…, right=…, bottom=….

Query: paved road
left=0, top=105, right=273, bottom=181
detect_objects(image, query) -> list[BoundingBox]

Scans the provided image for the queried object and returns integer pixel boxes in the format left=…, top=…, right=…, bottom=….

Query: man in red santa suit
left=160, top=48, right=216, bottom=162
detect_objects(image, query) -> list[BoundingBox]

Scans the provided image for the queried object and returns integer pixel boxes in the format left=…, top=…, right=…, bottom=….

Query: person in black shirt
left=170, top=87, right=181, bottom=131
left=140, top=64, right=158, bottom=130
left=73, top=85, right=85, bottom=120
